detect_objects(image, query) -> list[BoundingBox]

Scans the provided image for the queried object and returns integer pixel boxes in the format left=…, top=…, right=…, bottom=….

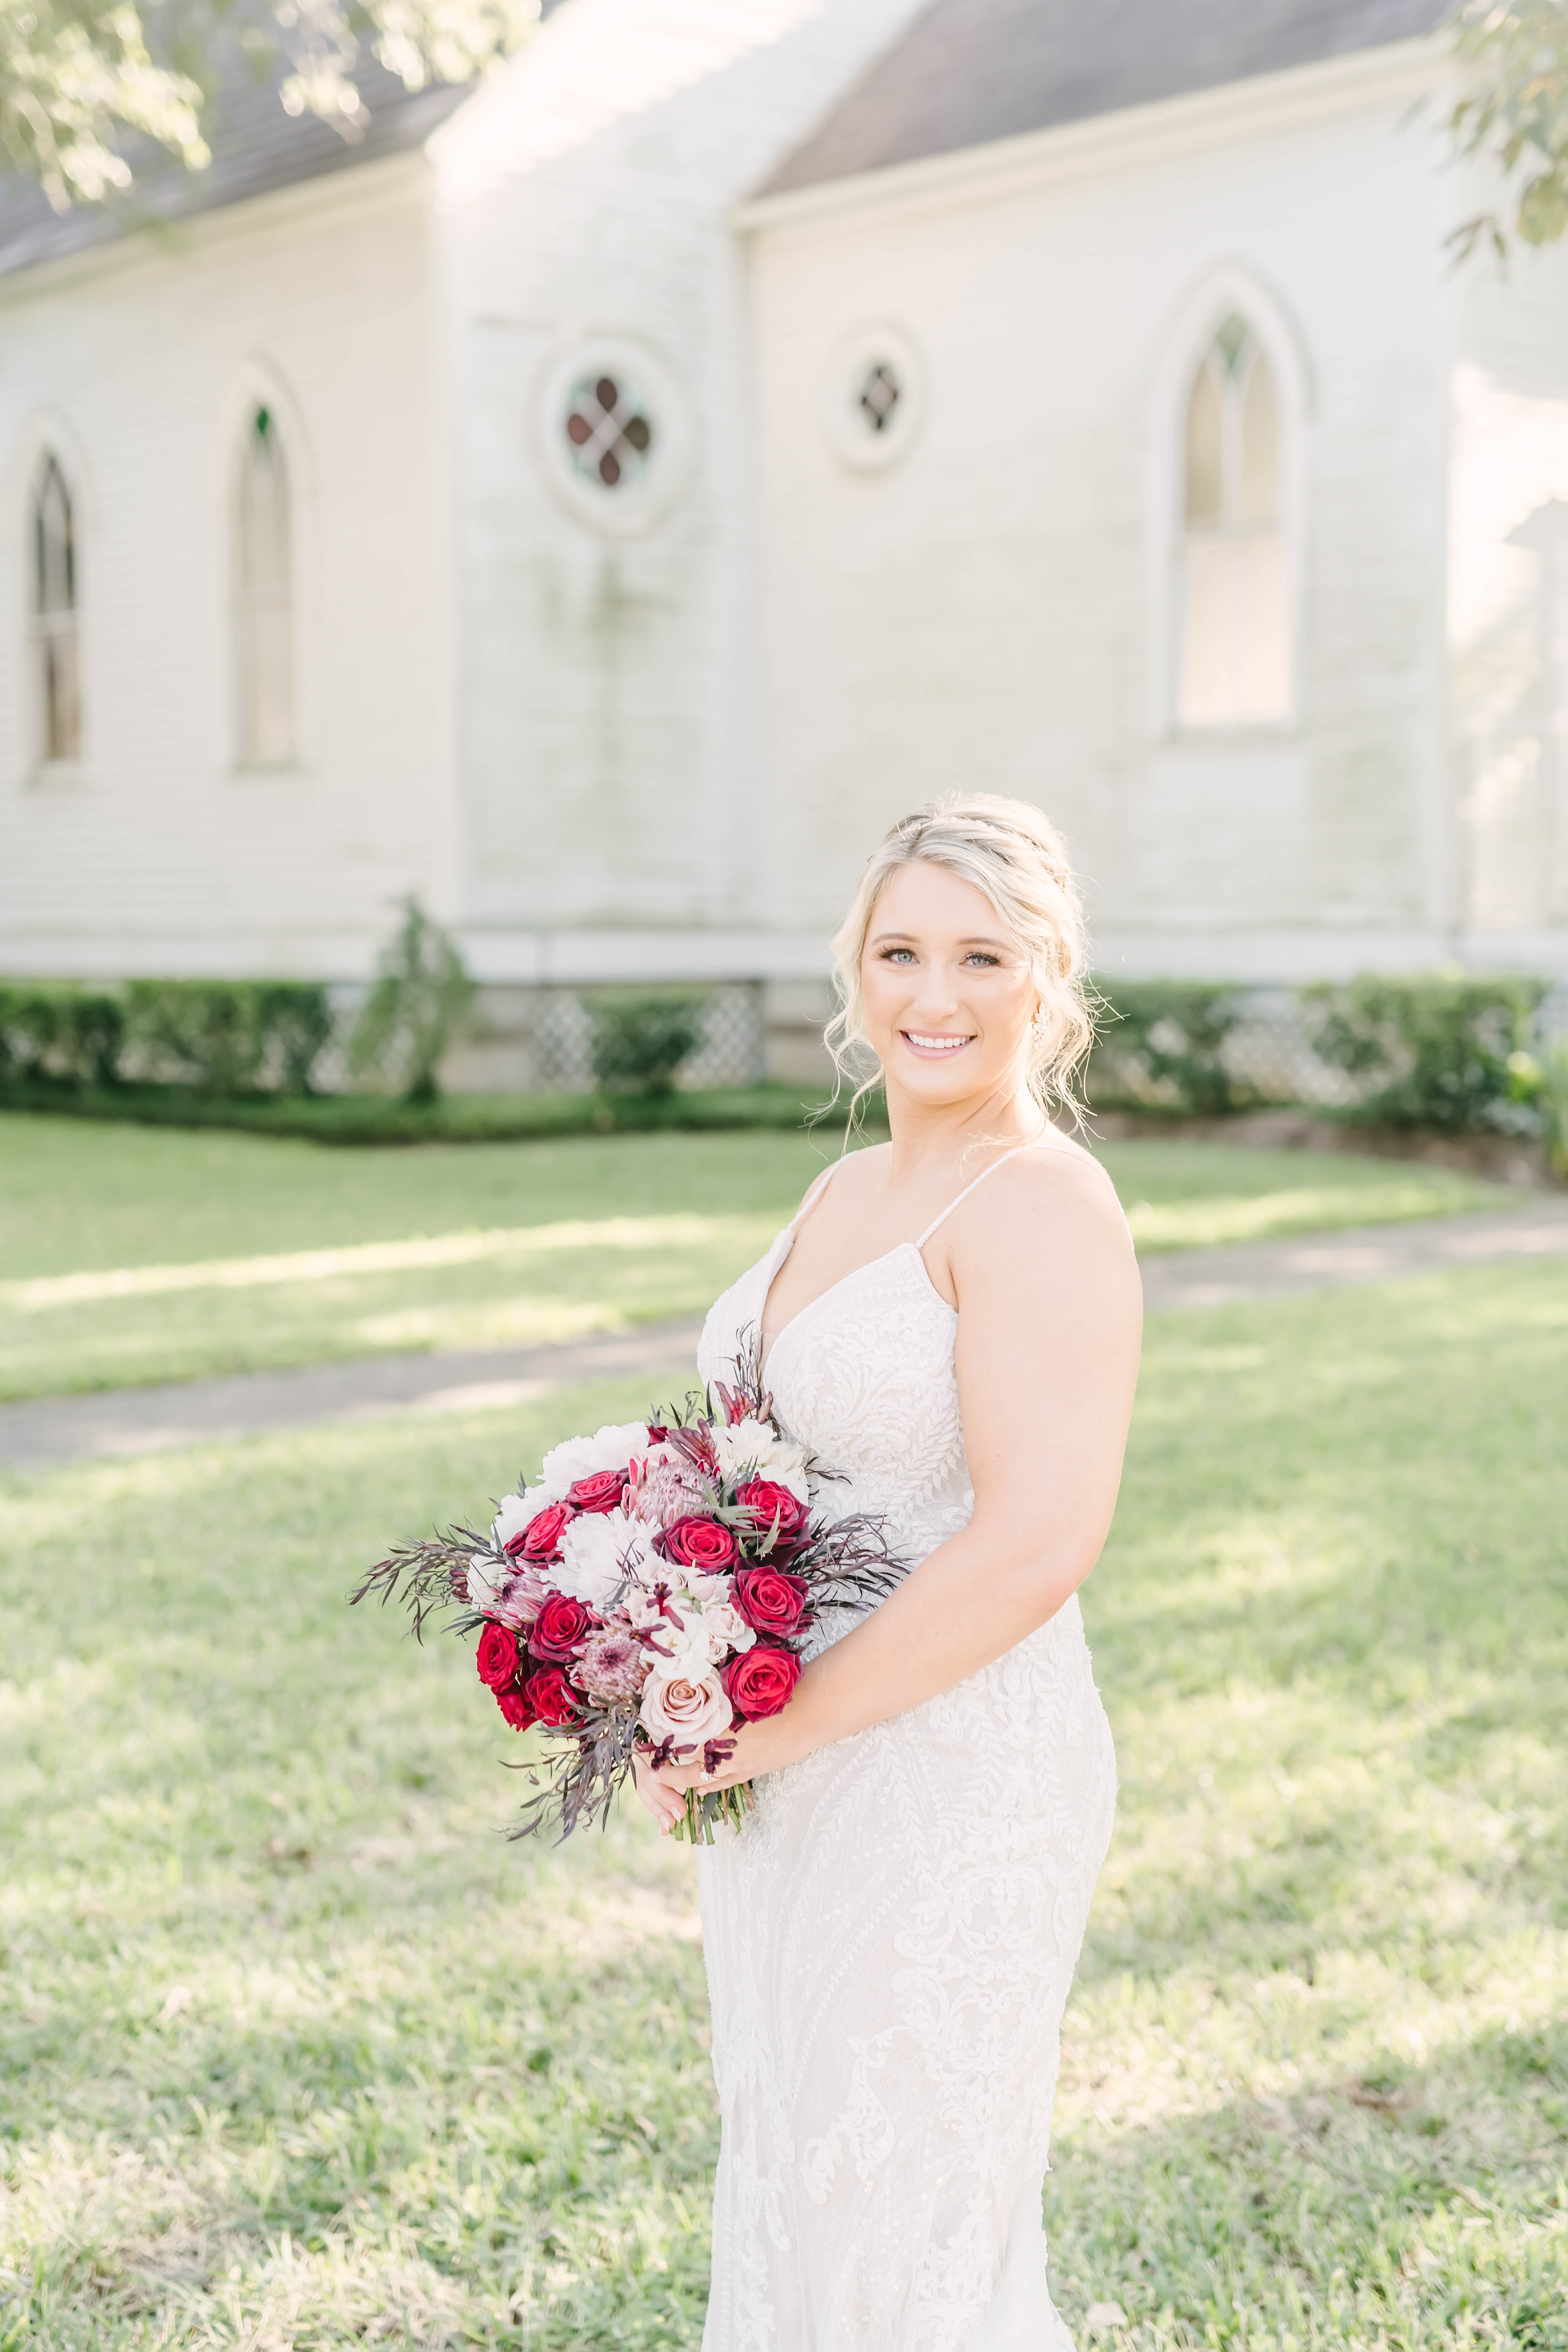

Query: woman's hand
left=632, top=1751, right=687, bottom=1837
left=635, top=1710, right=810, bottom=1833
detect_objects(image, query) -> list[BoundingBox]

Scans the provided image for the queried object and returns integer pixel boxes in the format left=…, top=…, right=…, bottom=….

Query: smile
left=901, top=1031, right=974, bottom=1054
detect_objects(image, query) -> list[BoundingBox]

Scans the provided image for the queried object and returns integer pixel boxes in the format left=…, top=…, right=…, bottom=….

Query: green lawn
left=0, top=1114, right=1512, bottom=1401
left=2, top=1263, right=1564, bottom=2348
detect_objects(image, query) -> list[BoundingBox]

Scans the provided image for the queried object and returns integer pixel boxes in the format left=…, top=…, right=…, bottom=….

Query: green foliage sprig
left=1446, top=0, right=1568, bottom=262
left=0, top=0, right=538, bottom=213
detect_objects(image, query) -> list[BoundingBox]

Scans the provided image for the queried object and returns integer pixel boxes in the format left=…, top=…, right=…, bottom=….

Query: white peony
left=537, top=1421, right=654, bottom=1503
left=464, top=1554, right=506, bottom=1612
left=711, top=1416, right=809, bottom=1502
left=654, top=1597, right=723, bottom=1678
left=639, top=1666, right=733, bottom=1750
left=553, top=1508, right=651, bottom=1610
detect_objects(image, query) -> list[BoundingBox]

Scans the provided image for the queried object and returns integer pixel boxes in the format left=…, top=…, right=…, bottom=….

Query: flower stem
left=671, top=1783, right=752, bottom=1845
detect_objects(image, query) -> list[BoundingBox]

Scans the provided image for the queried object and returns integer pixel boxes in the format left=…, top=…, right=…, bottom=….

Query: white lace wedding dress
left=694, top=1149, right=1119, bottom=2352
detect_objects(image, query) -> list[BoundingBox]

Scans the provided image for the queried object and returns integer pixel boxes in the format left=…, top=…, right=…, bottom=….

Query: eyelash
left=877, top=948, right=1002, bottom=969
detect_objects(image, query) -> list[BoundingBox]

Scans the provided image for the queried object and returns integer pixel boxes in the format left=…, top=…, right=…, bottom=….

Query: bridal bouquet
left=351, top=1351, right=902, bottom=1843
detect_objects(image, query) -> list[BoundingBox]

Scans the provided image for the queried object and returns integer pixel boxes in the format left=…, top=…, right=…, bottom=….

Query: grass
left=2, top=1263, right=1565, bottom=2347
left=0, top=1116, right=1513, bottom=1402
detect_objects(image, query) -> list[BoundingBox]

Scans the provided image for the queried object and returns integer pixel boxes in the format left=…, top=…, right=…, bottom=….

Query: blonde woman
left=638, top=795, right=1142, bottom=2351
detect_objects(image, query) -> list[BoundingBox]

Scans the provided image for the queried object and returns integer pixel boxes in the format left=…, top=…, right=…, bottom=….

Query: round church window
left=822, top=325, right=925, bottom=472
left=537, top=338, right=692, bottom=537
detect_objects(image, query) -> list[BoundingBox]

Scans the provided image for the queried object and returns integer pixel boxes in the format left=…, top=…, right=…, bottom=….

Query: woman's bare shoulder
left=976, top=1132, right=1132, bottom=1258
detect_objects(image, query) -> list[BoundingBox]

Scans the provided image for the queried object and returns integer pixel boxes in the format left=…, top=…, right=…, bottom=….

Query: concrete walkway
left=3, top=1201, right=1565, bottom=1472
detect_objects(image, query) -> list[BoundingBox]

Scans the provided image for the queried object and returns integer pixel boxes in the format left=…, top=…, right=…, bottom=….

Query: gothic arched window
left=233, top=404, right=295, bottom=765
left=32, top=455, right=81, bottom=762
left=1177, top=313, right=1291, bottom=729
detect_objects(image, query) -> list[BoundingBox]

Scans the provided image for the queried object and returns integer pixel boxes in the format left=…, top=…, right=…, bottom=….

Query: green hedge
left=0, top=978, right=335, bottom=1097
left=0, top=983, right=125, bottom=1088
left=1086, top=982, right=1251, bottom=1116
left=0, top=1080, right=860, bottom=1145
left=1299, top=973, right=1549, bottom=1135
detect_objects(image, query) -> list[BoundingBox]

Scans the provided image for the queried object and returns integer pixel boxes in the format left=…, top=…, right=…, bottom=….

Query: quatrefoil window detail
left=857, top=362, right=901, bottom=435
left=564, top=375, right=655, bottom=489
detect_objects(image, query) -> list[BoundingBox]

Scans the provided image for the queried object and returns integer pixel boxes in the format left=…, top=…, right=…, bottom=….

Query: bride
left=637, top=794, right=1141, bottom=2351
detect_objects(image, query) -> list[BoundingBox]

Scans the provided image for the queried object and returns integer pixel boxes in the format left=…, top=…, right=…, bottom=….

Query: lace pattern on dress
left=694, top=1230, right=1117, bottom=2352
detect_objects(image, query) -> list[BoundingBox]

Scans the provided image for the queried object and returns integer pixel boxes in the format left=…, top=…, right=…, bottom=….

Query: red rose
left=735, top=1479, right=810, bottom=1551
left=495, top=1684, right=534, bottom=1729
left=530, top=1592, right=595, bottom=1662
left=507, top=1501, right=571, bottom=1562
left=658, top=1516, right=739, bottom=1573
left=475, top=1620, right=520, bottom=1689
left=525, top=1666, right=579, bottom=1728
left=566, top=1468, right=629, bottom=1516
left=731, top=1566, right=809, bottom=1640
left=722, top=1642, right=801, bottom=1721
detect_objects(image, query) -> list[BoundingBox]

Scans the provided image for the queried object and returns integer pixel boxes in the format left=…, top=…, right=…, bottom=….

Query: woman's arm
left=653, top=1154, right=1141, bottom=1813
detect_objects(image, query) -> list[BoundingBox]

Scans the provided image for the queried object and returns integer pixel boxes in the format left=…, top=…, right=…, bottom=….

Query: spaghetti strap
left=914, top=1133, right=1106, bottom=1248
left=787, top=1156, right=847, bottom=1236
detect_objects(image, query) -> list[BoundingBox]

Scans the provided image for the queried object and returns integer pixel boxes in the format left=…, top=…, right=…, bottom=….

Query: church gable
left=762, top=0, right=1451, bottom=196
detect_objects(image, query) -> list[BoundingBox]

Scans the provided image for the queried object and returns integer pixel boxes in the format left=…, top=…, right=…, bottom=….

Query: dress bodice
left=697, top=1229, right=975, bottom=1573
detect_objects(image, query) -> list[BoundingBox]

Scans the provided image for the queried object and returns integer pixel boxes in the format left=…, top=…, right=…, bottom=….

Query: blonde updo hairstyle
left=825, top=793, right=1095, bottom=1125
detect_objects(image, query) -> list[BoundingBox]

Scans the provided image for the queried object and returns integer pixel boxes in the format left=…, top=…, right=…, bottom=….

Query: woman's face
left=859, top=859, right=1037, bottom=1111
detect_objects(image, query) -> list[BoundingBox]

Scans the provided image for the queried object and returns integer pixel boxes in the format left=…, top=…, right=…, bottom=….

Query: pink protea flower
left=632, top=1457, right=711, bottom=1528
left=490, top=1562, right=549, bottom=1629
left=576, top=1622, right=650, bottom=1705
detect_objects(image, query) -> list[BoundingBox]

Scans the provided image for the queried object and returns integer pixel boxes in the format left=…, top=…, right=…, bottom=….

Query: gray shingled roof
left=762, top=0, right=1451, bottom=197
left=0, top=49, right=473, bottom=281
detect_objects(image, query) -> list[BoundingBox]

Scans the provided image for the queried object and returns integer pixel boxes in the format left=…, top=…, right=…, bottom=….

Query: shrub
left=124, top=979, right=268, bottom=1092
left=587, top=991, right=709, bottom=1097
left=348, top=900, right=476, bottom=1103
left=0, top=984, right=125, bottom=1087
left=1506, top=1037, right=1568, bottom=1176
left=1086, top=982, right=1249, bottom=1116
left=256, top=982, right=335, bottom=1095
left=0, top=978, right=335, bottom=1097
left=1299, top=972, right=1549, bottom=1133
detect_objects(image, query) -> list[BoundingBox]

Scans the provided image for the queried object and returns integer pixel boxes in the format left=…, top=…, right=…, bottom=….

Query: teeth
left=906, top=1032, right=969, bottom=1051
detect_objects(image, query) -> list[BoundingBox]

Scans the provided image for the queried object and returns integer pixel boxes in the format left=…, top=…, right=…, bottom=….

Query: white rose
left=711, top=1416, right=809, bottom=1502
left=639, top=1667, right=733, bottom=1750
left=553, top=1509, right=650, bottom=1610
left=650, top=1595, right=723, bottom=1678
left=700, top=1598, right=757, bottom=1657
left=537, top=1421, right=653, bottom=1503
left=624, top=1574, right=673, bottom=1634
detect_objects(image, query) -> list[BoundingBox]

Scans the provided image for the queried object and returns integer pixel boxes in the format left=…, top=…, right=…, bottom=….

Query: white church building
left=2, top=0, right=1566, bottom=1078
